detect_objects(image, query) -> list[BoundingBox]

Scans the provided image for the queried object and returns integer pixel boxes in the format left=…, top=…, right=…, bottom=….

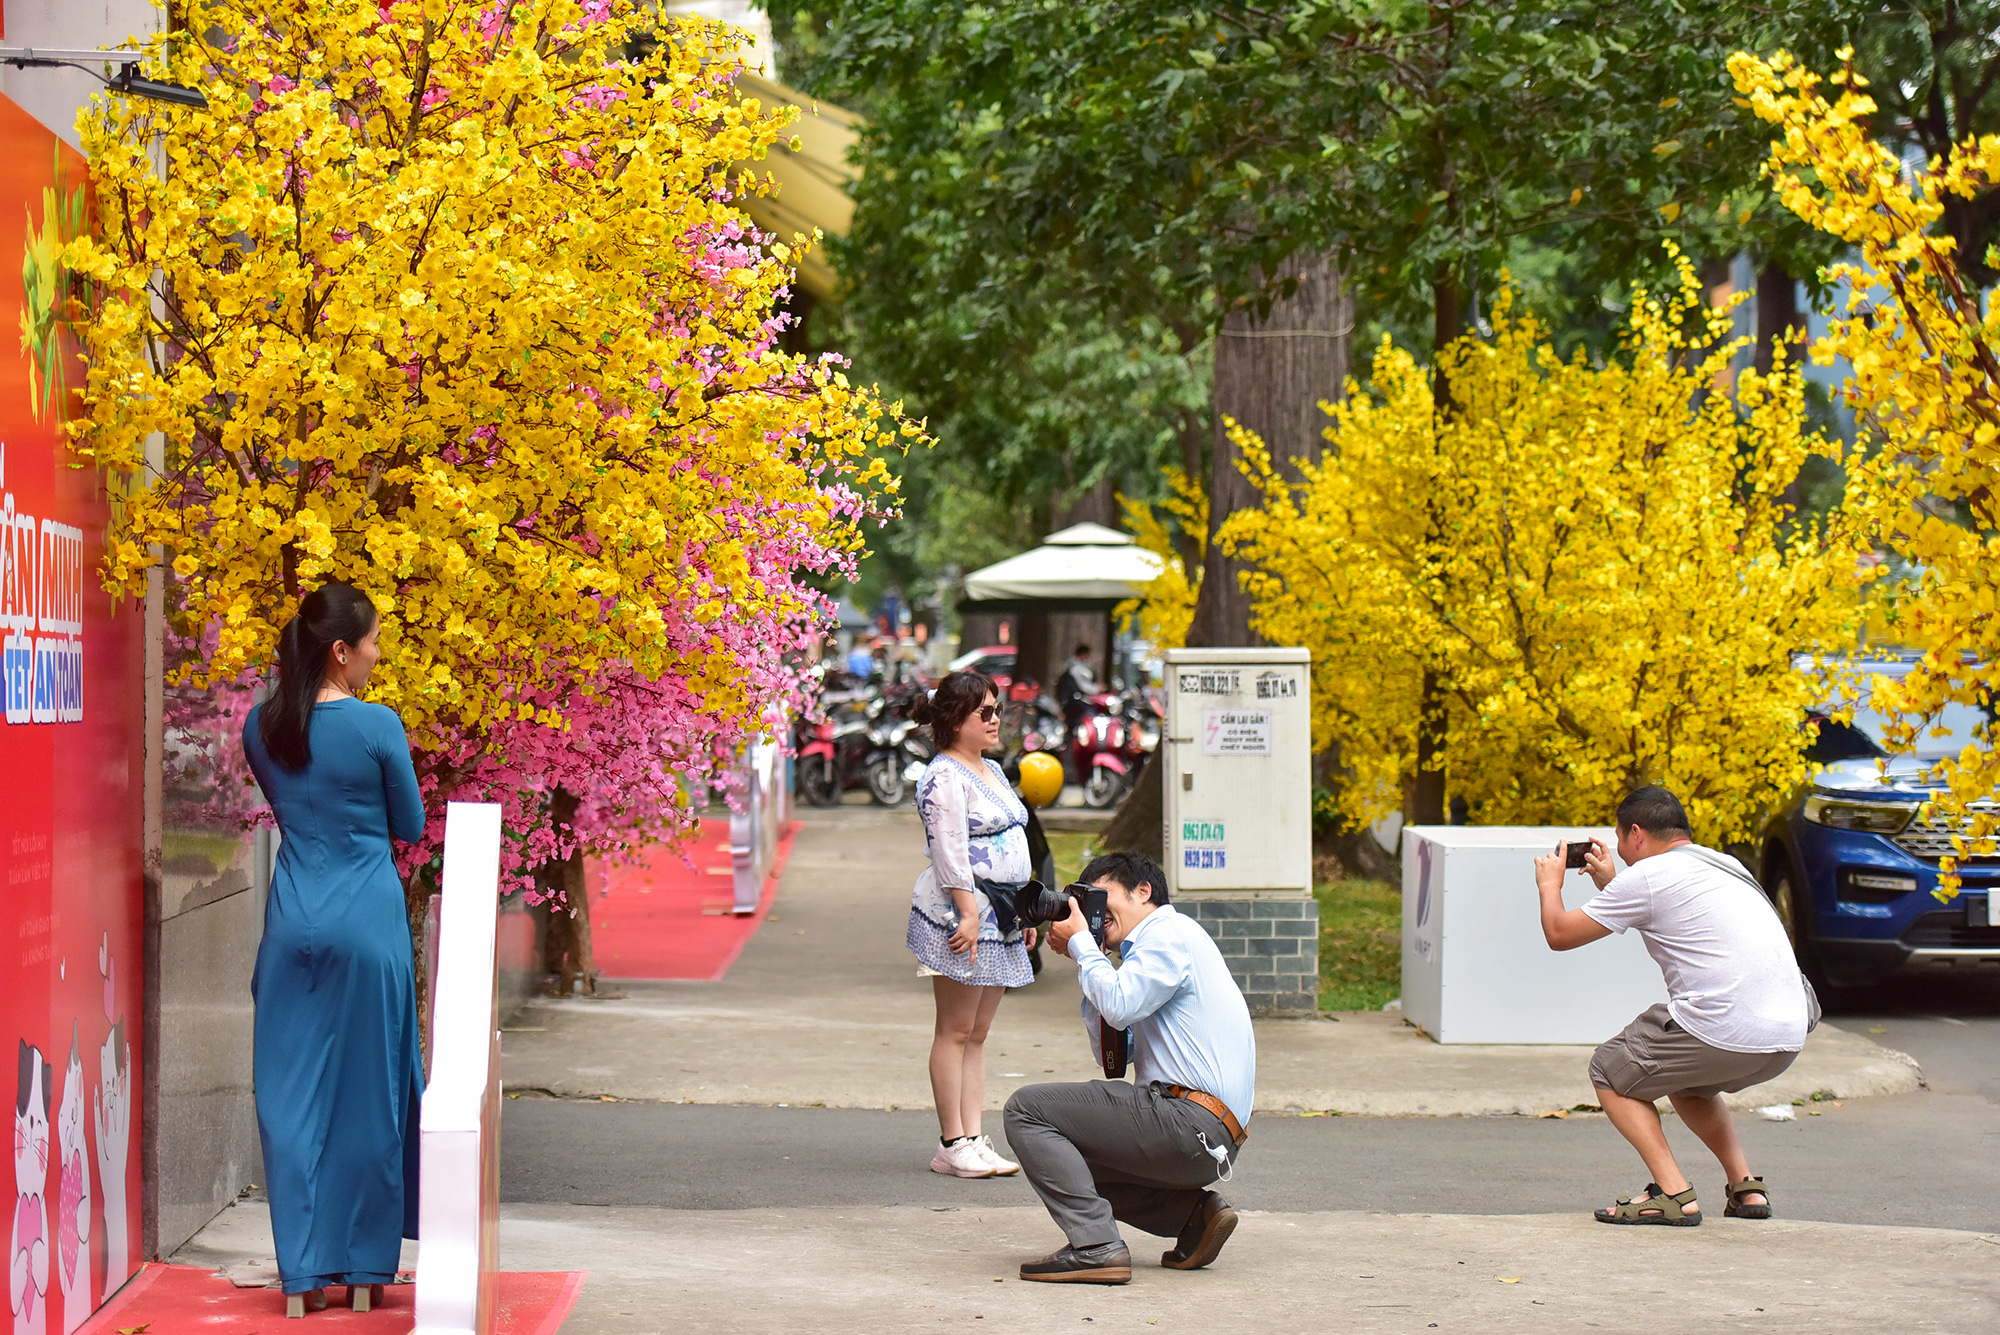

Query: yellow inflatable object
left=1017, top=751, right=1064, bottom=808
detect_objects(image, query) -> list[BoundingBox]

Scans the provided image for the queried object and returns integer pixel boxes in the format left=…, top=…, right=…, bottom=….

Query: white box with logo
left=1402, top=826, right=1669, bottom=1044
left=1162, top=648, right=1312, bottom=893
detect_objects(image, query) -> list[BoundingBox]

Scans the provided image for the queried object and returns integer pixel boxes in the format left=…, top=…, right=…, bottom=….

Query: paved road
left=502, top=971, right=2000, bottom=1234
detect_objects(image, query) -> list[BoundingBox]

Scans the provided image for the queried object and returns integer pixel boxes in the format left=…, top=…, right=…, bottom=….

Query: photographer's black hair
left=1080, top=850, right=1170, bottom=906
left=1073, top=642, right=1092, bottom=657
left=911, top=669, right=997, bottom=751
left=259, top=582, right=378, bottom=772
left=1615, top=785, right=1692, bottom=839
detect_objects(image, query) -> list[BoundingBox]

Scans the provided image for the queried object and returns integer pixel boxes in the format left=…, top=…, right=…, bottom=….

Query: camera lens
left=1014, top=882, right=1076, bottom=927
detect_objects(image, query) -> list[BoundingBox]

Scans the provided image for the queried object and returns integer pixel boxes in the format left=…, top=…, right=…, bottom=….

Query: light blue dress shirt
left=1068, top=904, right=1257, bottom=1125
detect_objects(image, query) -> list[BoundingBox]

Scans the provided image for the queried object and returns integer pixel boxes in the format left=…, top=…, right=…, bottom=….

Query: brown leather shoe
left=1161, top=1193, right=1238, bottom=1270
left=1019, top=1242, right=1133, bottom=1284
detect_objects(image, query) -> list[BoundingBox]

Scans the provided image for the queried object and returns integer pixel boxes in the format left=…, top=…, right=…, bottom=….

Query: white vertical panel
left=415, top=802, right=503, bottom=1334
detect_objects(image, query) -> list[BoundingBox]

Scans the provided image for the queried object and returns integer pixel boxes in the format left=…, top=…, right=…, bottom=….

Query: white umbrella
left=962, top=523, right=1164, bottom=607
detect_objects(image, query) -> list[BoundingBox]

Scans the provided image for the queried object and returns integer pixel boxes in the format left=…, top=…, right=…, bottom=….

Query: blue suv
left=1760, top=656, right=1998, bottom=988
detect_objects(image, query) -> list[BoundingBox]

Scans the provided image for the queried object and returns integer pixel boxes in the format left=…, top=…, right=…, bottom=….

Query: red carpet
left=586, top=819, right=797, bottom=980
left=79, top=1265, right=586, bottom=1334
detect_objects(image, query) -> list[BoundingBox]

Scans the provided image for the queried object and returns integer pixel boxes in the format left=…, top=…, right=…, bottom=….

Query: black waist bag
left=975, top=877, right=1027, bottom=943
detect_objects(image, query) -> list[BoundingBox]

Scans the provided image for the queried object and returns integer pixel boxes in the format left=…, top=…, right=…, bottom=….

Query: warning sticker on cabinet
left=1201, top=707, right=1273, bottom=756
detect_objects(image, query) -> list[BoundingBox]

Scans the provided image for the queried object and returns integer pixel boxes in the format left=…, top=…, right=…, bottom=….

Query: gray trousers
left=1002, top=1080, right=1241, bottom=1247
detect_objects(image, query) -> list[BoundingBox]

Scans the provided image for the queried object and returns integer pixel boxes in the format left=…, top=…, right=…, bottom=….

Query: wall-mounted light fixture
left=0, top=47, right=208, bottom=110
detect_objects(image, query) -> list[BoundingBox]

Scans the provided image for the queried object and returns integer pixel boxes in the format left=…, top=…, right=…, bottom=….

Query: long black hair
left=259, top=582, right=378, bottom=771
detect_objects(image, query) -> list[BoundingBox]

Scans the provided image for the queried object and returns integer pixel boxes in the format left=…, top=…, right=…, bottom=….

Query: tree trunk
left=1012, top=610, right=1051, bottom=693
left=1409, top=267, right=1464, bottom=827
left=540, top=788, right=597, bottom=997
left=1188, top=251, right=1351, bottom=648
left=1754, top=261, right=1803, bottom=379
left=1099, top=753, right=1163, bottom=861
left=1756, top=260, right=1811, bottom=515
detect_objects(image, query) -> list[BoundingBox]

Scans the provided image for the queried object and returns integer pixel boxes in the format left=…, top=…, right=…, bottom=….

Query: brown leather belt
left=1162, top=1084, right=1248, bottom=1147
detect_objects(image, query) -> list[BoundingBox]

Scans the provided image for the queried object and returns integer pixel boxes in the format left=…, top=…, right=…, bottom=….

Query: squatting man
left=1003, top=852, right=1256, bottom=1284
left=1536, top=786, right=1817, bottom=1226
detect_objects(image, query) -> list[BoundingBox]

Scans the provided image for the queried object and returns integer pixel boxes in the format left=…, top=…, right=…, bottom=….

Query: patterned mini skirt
left=907, top=905, right=1033, bottom=988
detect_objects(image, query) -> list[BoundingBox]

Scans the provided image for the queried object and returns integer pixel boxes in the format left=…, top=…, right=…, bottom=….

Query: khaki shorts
left=1588, top=1004, right=1798, bottom=1101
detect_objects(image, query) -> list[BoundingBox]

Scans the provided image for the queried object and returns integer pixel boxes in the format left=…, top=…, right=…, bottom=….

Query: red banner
left=0, top=93, right=146, bottom=1332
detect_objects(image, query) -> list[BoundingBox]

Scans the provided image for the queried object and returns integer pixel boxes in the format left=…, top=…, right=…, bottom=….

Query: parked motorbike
left=865, top=686, right=933, bottom=806
left=1070, top=688, right=1161, bottom=808
left=795, top=697, right=877, bottom=807
left=1001, top=676, right=1068, bottom=771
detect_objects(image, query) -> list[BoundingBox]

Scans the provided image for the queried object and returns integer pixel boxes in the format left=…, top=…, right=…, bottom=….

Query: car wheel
left=798, top=755, right=841, bottom=808
left=1082, top=767, right=1124, bottom=809
left=867, top=757, right=907, bottom=806
left=1766, top=857, right=1832, bottom=993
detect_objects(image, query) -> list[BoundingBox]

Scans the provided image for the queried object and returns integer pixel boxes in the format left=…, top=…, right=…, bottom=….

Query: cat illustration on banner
left=53, top=1030, right=88, bottom=1335
left=11, top=1042, right=51, bottom=1335
left=93, top=939, right=130, bottom=1295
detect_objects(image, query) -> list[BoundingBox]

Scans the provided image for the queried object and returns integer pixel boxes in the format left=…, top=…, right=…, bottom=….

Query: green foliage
left=773, top=1, right=1867, bottom=599
left=1850, top=1, right=2000, bottom=283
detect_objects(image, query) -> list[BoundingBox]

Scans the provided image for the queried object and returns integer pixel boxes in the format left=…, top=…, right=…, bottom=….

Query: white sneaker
left=973, top=1135, right=1020, bottom=1176
left=930, top=1138, right=998, bottom=1178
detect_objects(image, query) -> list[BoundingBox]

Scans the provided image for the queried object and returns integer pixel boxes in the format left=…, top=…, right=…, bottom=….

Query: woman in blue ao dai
left=907, top=670, right=1037, bottom=1179
left=239, top=584, right=426, bottom=1318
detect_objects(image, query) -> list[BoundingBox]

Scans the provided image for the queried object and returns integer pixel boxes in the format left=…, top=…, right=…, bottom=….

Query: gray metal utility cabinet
left=1160, top=648, right=1317, bottom=1013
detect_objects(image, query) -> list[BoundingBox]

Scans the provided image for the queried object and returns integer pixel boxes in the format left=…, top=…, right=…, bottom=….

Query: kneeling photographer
left=1002, top=852, right=1255, bottom=1285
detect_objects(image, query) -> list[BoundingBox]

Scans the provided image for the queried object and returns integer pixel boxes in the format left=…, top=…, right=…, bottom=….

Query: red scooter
left=1070, top=689, right=1158, bottom=808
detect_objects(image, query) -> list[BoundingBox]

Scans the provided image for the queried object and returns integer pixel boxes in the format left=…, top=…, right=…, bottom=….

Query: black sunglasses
left=975, top=704, right=1000, bottom=722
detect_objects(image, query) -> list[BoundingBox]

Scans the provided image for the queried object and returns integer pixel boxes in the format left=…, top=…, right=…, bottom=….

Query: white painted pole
left=414, top=802, right=504, bottom=1334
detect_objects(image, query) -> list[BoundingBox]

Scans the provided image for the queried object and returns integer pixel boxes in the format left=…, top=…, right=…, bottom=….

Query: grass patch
left=1043, top=830, right=1100, bottom=887
left=1315, top=877, right=1400, bottom=1012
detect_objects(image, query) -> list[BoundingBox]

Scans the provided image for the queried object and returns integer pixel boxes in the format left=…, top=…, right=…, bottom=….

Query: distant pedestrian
left=1535, top=786, right=1817, bottom=1227
left=241, top=584, right=426, bottom=1315
left=1056, top=643, right=1098, bottom=731
left=908, top=670, right=1037, bottom=1179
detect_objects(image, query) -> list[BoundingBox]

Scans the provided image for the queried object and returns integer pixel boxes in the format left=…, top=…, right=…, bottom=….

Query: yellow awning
left=732, top=70, right=859, bottom=301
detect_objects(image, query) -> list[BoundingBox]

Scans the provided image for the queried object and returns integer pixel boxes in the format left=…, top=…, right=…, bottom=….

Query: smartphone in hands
left=1564, top=840, right=1594, bottom=870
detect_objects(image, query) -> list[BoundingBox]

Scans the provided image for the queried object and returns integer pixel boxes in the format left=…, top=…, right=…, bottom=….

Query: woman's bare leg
left=958, top=985, right=1006, bottom=1138
left=930, top=976, right=985, bottom=1140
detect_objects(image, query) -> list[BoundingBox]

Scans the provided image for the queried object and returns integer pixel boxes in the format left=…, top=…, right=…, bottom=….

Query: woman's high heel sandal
left=349, top=1282, right=385, bottom=1312
left=285, top=1288, right=328, bottom=1317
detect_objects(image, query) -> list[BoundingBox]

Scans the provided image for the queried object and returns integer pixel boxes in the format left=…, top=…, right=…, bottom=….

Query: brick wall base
left=1178, top=895, right=1319, bottom=1014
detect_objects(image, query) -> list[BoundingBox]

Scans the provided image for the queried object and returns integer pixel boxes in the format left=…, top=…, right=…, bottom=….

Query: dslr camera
left=1011, top=879, right=1112, bottom=946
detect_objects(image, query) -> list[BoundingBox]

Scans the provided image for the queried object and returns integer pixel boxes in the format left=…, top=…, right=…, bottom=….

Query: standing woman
left=908, top=670, right=1036, bottom=1178
left=241, top=584, right=426, bottom=1317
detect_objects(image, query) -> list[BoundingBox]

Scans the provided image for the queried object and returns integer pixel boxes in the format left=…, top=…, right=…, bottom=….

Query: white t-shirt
left=1581, top=845, right=1809, bottom=1053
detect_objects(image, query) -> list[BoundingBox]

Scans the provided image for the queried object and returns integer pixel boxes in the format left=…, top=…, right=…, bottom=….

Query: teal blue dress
left=242, top=698, right=427, bottom=1295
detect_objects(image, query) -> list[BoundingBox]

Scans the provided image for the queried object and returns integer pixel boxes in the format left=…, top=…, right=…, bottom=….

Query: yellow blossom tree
left=1731, top=47, right=2000, bottom=876
left=1215, top=260, right=1864, bottom=843
left=1115, top=467, right=1203, bottom=650
left=65, top=0, right=910, bottom=875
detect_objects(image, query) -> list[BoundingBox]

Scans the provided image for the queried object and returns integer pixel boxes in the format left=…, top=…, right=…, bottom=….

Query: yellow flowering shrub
left=1116, top=467, right=1204, bottom=648
left=1732, top=48, right=2000, bottom=875
left=1220, top=261, right=1864, bottom=842
left=65, top=1, right=910, bottom=786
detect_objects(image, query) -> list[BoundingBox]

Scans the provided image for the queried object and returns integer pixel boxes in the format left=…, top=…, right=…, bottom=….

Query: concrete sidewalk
left=501, top=808, right=1923, bottom=1116
left=175, top=1196, right=2000, bottom=1333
